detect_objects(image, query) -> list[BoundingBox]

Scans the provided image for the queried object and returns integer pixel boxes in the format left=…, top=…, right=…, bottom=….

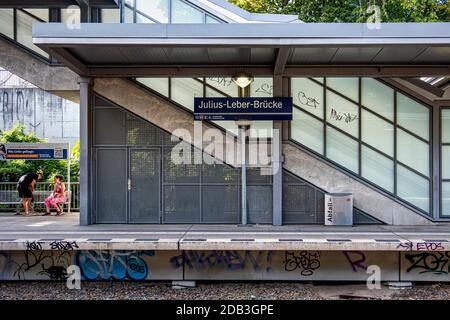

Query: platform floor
left=0, top=212, right=450, bottom=251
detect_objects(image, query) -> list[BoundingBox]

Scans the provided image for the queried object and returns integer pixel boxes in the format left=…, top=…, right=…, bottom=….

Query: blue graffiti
left=170, top=250, right=274, bottom=273
left=76, top=250, right=155, bottom=280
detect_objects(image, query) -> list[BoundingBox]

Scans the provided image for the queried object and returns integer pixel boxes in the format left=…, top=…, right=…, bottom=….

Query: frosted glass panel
left=206, top=15, right=221, bottom=23
left=61, top=7, right=81, bottom=24
left=361, top=110, right=394, bottom=156
left=397, top=129, right=429, bottom=176
left=0, top=9, right=14, bottom=39
left=250, top=78, right=273, bottom=97
left=124, top=6, right=133, bottom=23
left=443, top=182, right=450, bottom=217
left=16, top=11, right=49, bottom=58
left=291, top=109, right=324, bottom=154
left=171, top=78, right=203, bottom=111
left=397, top=165, right=429, bottom=212
left=326, top=90, right=359, bottom=137
left=442, top=146, right=450, bottom=179
left=136, top=13, right=154, bottom=23
left=136, top=0, right=169, bottom=23
left=397, top=93, right=429, bottom=140
left=361, top=146, right=394, bottom=192
left=443, top=109, right=450, bottom=143
left=206, top=77, right=238, bottom=97
left=361, top=78, right=394, bottom=120
left=137, top=78, right=169, bottom=97
left=101, top=9, right=120, bottom=22
left=172, top=0, right=204, bottom=23
left=327, top=77, right=359, bottom=102
left=326, top=126, right=358, bottom=172
left=291, top=78, right=324, bottom=119
left=23, top=9, right=48, bottom=21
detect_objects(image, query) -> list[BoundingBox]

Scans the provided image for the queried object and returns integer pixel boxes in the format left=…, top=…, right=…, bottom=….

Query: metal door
left=129, top=149, right=160, bottom=223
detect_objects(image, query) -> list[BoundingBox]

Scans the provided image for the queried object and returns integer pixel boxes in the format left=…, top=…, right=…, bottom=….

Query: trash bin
left=324, top=193, right=353, bottom=226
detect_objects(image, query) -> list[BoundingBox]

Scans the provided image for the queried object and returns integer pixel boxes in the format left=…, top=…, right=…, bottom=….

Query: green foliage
left=228, top=0, right=450, bottom=22
left=0, top=124, right=80, bottom=182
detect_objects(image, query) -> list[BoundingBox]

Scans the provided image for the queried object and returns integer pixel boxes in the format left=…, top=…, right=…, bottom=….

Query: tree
left=0, top=124, right=78, bottom=182
left=228, top=0, right=450, bottom=22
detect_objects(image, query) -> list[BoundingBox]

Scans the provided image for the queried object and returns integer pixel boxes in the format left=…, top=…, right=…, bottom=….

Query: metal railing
left=0, top=182, right=80, bottom=212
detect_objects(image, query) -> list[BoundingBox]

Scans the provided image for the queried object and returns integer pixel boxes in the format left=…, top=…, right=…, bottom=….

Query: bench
left=0, top=189, right=72, bottom=214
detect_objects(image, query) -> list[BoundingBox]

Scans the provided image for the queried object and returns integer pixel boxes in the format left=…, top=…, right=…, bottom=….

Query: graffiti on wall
left=0, top=88, right=79, bottom=142
left=282, top=251, right=321, bottom=276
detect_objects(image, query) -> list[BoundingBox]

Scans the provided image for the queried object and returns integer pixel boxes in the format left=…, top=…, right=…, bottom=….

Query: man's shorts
left=18, top=184, right=33, bottom=199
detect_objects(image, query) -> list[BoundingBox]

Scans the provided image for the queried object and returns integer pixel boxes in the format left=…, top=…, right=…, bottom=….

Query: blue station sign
left=194, top=97, right=293, bottom=121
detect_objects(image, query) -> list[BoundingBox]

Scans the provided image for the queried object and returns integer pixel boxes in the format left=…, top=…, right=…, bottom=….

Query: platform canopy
left=32, top=22, right=450, bottom=77
left=0, top=0, right=118, bottom=8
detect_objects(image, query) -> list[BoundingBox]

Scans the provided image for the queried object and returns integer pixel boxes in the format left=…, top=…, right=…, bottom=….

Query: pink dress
left=44, top=182, right=65, bottom=210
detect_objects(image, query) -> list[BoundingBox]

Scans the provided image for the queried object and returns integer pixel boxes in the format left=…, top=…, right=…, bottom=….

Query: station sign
left=0, top=143, right=69, bottom=160
left=194, top=97, right=293, bottom=121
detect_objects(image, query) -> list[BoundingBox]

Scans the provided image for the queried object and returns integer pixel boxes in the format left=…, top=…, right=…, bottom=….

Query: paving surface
left=0, top=281, right=449, bottom=300
left=0, top=213, right=450, bottom=251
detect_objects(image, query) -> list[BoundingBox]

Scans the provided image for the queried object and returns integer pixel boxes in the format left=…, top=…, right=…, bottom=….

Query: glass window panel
left=206, top=15, right=221, bottom=23
left=23, top=9, right=48, bottom=21
left=397, top=93, right=429, bottom=140
left=205, top=77, right=238, bottom=97
left=136, top=0, right=169, bottom=23
left=137, top=78, right=169, bottom=97
left=171, top=78, right=203, bottom=111
left=442, top=109, right=450, bottom=143
left=136, top=13, right=154, bottom=23
left=326, top=126, right=359, bottom=173
left=397, top=129, right=429, bottom=177
left=124, top=6, right=134, bottom=23
left=124, top=0, right=134, bottom=6
left=397, top=165, right=430, bottom=213
left=361, top=146, right=394, bottom=192
left=101, top=9, right=121, bottom=22
left=361, top=110, right=394, bottom=156
left=250, top=78, right=273, bottom=97
left=171, top=0, right=204, bottom=23
left=291, top=109, right=324, bottom=155
left=326, top=90, right=359, bottom=137
left=312, top=77, right=323, bottom=83
left=248, top=121, right=273, bottom=139
left=61, top=7, right=81, bottom=24
left=442, top=182, right=450, bottom=217
left=0, top=9, right=14, bottom=39
left=361, top=78, right=394, bottom=120
left=16, top=11, right=49, bottom=58
left=291, top=78, right=324, bottom=119
left=326, top=77, right=359, bottom=102
left=442, top=146, right=450, bottom=180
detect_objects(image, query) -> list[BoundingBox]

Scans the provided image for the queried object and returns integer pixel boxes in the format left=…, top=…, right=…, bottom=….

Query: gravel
left=1, top=281, right=450, bottom=300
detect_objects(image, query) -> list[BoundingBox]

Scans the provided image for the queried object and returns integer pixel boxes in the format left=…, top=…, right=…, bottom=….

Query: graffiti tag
left=297, top=91, right=320, bottom=109
left=49, top=241, right=79, bottom=251
left=397, top=242, right=445, bottom=251
left=282, top=251, right=321, bottom=276
left=329, top=108, right=358, bottom=123
left=405, top=252, right=450, bottom=275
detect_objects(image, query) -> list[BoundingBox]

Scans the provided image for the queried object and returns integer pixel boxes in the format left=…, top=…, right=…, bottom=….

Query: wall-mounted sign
left=0, top=143, right=69, bottom=160
left=194, top=97, right=293, bottom=121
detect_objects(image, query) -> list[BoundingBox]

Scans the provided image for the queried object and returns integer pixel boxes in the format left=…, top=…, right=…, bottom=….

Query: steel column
left=272, top=75, right=283, bottom=226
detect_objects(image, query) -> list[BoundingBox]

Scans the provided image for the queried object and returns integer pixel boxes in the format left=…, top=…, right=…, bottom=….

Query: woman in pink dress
left=43, top=175, right=65, bottom=216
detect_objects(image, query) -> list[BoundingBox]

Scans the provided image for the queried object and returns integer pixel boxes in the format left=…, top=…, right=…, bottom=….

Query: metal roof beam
left=273, top=47, right=290, bottom=76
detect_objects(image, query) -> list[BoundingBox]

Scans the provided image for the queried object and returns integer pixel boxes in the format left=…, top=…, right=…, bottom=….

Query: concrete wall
left=1, top=248, right=449, bottom=281
left=283, top=143, right=433, bottom=226
left=0, top=37, right=79, bottom=102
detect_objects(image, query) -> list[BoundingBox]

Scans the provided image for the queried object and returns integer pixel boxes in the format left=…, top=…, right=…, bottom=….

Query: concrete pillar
left=272, top=76, right=283, bottom=226
left=79, top=77, right=92, bottom=226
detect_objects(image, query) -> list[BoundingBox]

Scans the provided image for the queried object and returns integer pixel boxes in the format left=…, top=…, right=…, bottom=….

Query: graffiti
left=170, top=250, right=274, bottom=273
left=12, top=250, right=72, bottom=280
left=49, top=241, right=79, bottom=251
left=207, top=77, right=233, bottom=87
left=26, top=241, right=43, bottom=251
left=397, top=242, right=445, bottom=251
left=76, top=250, right=155, bottom=280
left=405, top=252, right=450, bottom=275
left=329, top=108, right=358, bottom=123
left=297, top=91, right=320, bottom=109
left=343, top=251, right=367, bottom=272
left=282, top=251, right=321, bottom=276
left=255, top=83, right=273, bottom=96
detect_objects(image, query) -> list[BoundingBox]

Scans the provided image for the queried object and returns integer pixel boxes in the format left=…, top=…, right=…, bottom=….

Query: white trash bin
left=324, top=193, right=353, bottom=226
